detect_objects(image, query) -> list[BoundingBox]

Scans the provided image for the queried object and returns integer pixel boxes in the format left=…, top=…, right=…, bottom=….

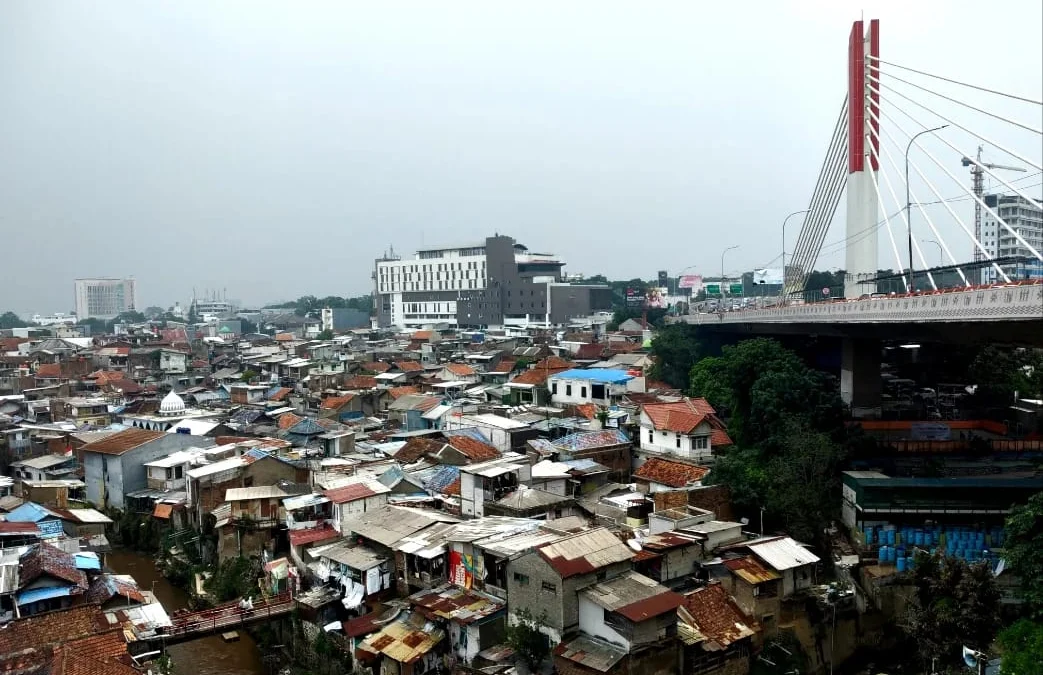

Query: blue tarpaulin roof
left=74, top=553, right=101, bottom=571
left=424, top=465, right=460, bottom=494
left=16, top=585, right=73, bottom=606
left=6, top=502, right=60, bottom=523
left=549, top=369, right=634, bottom=384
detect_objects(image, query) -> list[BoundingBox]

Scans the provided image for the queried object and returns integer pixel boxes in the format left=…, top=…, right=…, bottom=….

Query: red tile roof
left=35, top=363, right=62, bottom=378
left=321, top=395, right=355, bottom=410
left=444, top=363, right=476, bottom=377
left=289, top=523, right=339, bottom=547
left=269, top=387, right=293, bottom=402
left=81, top=429, right=165, bottom=456
left=488, top=360, right=516, bottom=374
left=325, top=483, right=380, bottom=504
left=642, top=399, right=712, bottom=434
left=395, top=361, right=423, bottom=373
left=443, top=478, right=461, bottom=496
left=615, top=589, right=685, bottom=623
left=574, top=343, right=605, bottom=360
left=344, top=375, right=378, bottom=389
left=446, top=436, right=501, bottom=462
left=681, top=583, right=758, bottom=648
left=0, top=606, right=112, bottom=672
left=388, top=385, right=419, bottom=400
left=412, top=330, right=435, bottom=340
left=536, top=356, right=574, bottom=370
left=19, top=544, right=89, bottom=590
left=394, top=437, right=446, bottom=463
left=54, top=629, right=137, bottom=675
left=362, top=362, right=391, bottom=373
left=277, top=413, right=305, bottom=430
left=633, top=458, right=709, bottom=488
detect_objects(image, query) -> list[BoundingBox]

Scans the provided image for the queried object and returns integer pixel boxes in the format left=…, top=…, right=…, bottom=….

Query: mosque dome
left=159, top=390, right=186, bottom=417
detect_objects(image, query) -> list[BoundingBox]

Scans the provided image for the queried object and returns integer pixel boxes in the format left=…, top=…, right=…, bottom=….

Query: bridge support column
left=840, top=337, right=881, bottom=418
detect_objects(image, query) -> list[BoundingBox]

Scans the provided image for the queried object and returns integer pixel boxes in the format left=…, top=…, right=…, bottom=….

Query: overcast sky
left=1, top=1, right=1040, bottom=314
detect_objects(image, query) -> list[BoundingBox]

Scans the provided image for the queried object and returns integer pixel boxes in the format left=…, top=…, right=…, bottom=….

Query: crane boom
left=962, top=146, right=1026, bottom=277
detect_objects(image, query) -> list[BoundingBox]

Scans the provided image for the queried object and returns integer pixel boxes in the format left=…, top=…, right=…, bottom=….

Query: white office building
left=979, top=193, right=1043, bottom=283
left=74, top=278, right=137, bottom=320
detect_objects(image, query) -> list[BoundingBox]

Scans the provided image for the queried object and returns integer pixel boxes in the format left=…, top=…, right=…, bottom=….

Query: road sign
left=822, top=287, right=831, bottom=297
left=705, top=284, right=721, bottom=296
left=729, top=284, right=744, bottom=295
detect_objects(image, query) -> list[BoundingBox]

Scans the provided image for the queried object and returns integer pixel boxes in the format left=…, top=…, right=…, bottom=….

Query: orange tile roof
left=275, top=333, right=295, bottom=342
left=82, top=428, right=166, bottom=456
left=574, top=343, right=605, bottom=360
left=269, top=387, right=293, bottom=402
left=681, top=583, right=758, bottom=648
left=388, top=385, right=419, bottom=400
left=633, top=458, right=709, bottom=488
left=488, top=360, right=516, bottom=374
left=277, top=413, right=305, bottom=430
left=642, top=399, right=715, bottom=434
left=395, top=361, right=424, bottom=373
left=35, top=363, right=62, bottom=378
left=447, top=436, right=500, bottom=462
left=394, top=437, right=446, bottom=463
left=344, top=375, right=378, bottom=389
left=444, top=363, right=476, bottom=377
left=413, top=330, right=434, bottom=340
left=536, top=356, right=573, bottom=370
left=321, top=394, right=355, bottom=410
left=362, top=362, right=391, bottom=373
left=574, top=403, right=597, bottom=420
left=444, top=478, right=461, bottom=496
left=0, top=605, right=108, bottom=662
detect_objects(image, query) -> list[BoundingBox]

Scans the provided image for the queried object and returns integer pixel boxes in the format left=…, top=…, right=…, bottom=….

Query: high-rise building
left=73, top=278, right=137, bottom=320
left=373, top=235, right=611, bottom=328
left=979, top=193, right=1043, bottom=283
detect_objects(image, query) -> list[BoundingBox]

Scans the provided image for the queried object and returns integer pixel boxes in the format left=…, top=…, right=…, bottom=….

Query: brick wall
left=687, top=485, right=734, bottom=522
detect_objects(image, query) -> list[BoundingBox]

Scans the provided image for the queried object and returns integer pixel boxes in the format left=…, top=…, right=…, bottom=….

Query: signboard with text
left=625, top=288, right=645, bottom=307
left=678, top=274, right=703, bottom=290
left=705, top=284, right=721, bottom=296
left=729, top=284, right=744, bottom=295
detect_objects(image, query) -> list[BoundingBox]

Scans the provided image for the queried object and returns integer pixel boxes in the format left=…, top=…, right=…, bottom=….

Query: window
left=694, top=436, right=708, bottom=450
left=648, top=430, right=653, bottom=443
left=676, top=435, right=681, bottom=449
left=596, top=570, right=607, bottom=582
left=513, top=573, right=530, bottom=586
left=541, top=581, right=557, bottom=594
left=566, top=384, right=572, bottom=396
left=580, top=386, right=586, bottom=398
left=551, top=383, right=558, bottom=395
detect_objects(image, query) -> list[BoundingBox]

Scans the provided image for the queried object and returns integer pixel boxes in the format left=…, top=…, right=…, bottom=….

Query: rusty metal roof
left=359, top=614, right=444, bottom=664
left=554, top=634, right=626, bottom=672
left=722, top=555, right=781, bottom=584
left=633, top=458, right=709, bottom=488
left=409, top=583, right=505, bottom=624
left=81, top=428, right=165, bottom=455
left=581, top=570, right=683, bottom=622
left=537, top=527, right=633, bottom=578
left=680, top=583, right=757, bottom=650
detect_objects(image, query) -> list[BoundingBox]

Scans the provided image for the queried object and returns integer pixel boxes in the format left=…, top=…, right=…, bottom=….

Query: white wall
left=334, top=494, right=389, bottom=532
left=461, top=471, right=480, bottom=517
left=577, top=596, right=630, bottom=649
left=638, top=412, right=712, bottom=462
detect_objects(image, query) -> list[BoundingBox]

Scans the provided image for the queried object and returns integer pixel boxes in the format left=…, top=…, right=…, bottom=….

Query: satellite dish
left=740, top=517, right=749, bottom=526
left=963, top=646, right=980, bottom=669
left=627, top=539, right=642, bottom=552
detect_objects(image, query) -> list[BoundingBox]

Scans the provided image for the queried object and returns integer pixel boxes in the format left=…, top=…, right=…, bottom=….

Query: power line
left=867, top=56, right=1043, bottom=106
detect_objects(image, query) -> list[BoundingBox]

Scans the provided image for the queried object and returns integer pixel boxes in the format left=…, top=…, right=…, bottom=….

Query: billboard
left=645, top=287, right=667, bottom=309
left=657, top=270, right=669, bottom=287
left=678, top=274, right=703, bottom=290
left=625, top=288, right=645, bottom=307
left=753, top=268, right=784, bottom=285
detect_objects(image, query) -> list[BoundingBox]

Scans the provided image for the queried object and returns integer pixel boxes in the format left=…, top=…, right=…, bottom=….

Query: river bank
left=107, top=549, right=268, bottom=675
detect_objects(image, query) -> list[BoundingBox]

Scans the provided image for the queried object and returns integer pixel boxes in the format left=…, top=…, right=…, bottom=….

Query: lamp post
left=781, top=210, right=810, bottom=300
left=721, top=245, right=739, bottom=302
left=905, top=125, right=948, bottom=290
left=923, top=239, right=943, bottom=267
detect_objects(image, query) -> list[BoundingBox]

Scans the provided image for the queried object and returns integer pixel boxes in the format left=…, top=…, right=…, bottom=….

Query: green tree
left=317, top=329, right=334, bottom=340
left=76, top=317, right=107, bottom=334
left=187, top=303, right=199, bottom=324
left=506, top=608, right=550, bottom=672
left=204, top=556, right=260, bottom=602
left=241, top=369, right=258, bottom=383
left=1005, top=492, right=1043, bottom=617
left=904, top=554, right=1000, bottom=669
left=0, top=312, right=28, bottom=329
left=969, top=345, right=1043, bottom=407
left=998, top=619, right=1043, bottom=675
left=143, top=306, right=165, bottom=319
left=239, top=318, right=258, bottom=335
left=648, top=324, right=703, bottom=390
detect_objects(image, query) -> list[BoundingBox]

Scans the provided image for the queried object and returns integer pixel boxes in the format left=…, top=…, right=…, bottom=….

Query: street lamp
left=923, top=239, right=943, bottom=267
left=781, top=210, right=810, bottom=299
left=721, top=245, right=739, bottom=300
left=905, top=125, right=948, bottom=290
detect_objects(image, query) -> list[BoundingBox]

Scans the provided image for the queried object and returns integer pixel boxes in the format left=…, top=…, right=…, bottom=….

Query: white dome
left=159, top=391, right=186, bottom=416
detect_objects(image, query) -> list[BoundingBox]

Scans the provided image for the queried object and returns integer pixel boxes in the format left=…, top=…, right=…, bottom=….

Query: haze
left=1, top=0, right=1040, bottom=314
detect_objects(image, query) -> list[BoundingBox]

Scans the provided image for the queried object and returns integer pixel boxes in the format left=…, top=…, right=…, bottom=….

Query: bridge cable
left=872, top=92, right=1043, bottom=261
left=869, top=74, right=1042, bottom=172
left=866, top=118, right=968, bottom=285
left=862, top=144, right=912, bottom=290
left=867, top=66, right=1042, bottom=135
left=867, top=57, right=1043, bottom=106
left=867, top=103, right=1011, bottom=281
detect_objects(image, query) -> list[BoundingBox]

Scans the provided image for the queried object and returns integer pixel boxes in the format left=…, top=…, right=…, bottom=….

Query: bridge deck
left=155, top=592, right=294, bottom=645
left=682, top=281, right=1043, bottom=326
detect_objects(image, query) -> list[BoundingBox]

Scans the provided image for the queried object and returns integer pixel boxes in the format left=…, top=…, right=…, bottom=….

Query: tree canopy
left=1005, top=492, right=1043, bottom=617
left=648, top=323, right=703, bottom=390
left=0, top=312, right=30, bottom=329
left=265, top=295, right=373, bottom=317
left=904, top=554, right=1000, bottom=669
left=969, top=345, right=1043, bottom=407
left=998, top=619, right=1043, bottom=675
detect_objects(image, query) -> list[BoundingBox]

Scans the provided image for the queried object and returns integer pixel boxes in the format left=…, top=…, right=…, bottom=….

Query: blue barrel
left=886, top=529, right=896, bottom=545
left=914, top=531, right=924, bottom=546
left=897, top=556, right=908, bottom=572
left=879, top=546, right=888, bottom=563
left=907, top=555, right=916, bottom=570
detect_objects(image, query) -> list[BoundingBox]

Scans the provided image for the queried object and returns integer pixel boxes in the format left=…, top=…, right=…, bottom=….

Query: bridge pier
left=841, top=337, right=881, bottom=418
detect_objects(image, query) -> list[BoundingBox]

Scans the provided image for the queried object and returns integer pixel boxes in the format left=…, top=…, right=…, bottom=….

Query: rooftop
left=311, top=541, right=386, bottom=570
left=324, top=477, right=391, bottom=504
left=550, top=368, right=633, bottom=384
left=634, top=458, right=709, bottom=488
left=409, top=583, right=505, bottom=624
left=642, top=398, right=714, bottom=434
left=581, top=570, right=684, bottom=621
left=554, top=634, right=627, bottom=673
left=81, top=428, right=166, bottom=455
left=680, top=583, right=757, bottom=649
left=746, top=536, right=821, bottom=571
left=536, top=527, right=633, bottom=578
left=359, top=615, right=444, bottom=664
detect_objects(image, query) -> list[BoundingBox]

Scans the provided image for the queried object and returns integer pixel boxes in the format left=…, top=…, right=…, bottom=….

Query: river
left=106, top=549, right=267, bottom=675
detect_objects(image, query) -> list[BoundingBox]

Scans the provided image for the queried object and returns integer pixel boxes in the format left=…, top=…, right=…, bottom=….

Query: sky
left=1, top=1, right=1040, bottom=314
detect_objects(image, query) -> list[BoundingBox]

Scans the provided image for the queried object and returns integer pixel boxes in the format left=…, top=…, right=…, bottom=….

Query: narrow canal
left=107, top=549, right=266, bottom=675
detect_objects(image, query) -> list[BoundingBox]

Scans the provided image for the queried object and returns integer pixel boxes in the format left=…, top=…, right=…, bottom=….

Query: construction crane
left=962, top=146, right=1026, bottom=264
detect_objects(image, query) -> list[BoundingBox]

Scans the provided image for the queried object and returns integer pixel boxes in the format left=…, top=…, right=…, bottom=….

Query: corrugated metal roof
left=225, top=485, right=291, bottom=501
left=359, top=615, right=444, bottom=664
left=680, top=583, right=757, bottom=649
left=581, top=570, right=683, bottom=621
left=554, top=428, right=630, bottom=452
left=747, top=537, right=821, bottom=571
left=550, top=368, right=633, bottom=384
left=554, top=634, right=626, bottom=672
left=409, top=583, right=505, bottom=624
left=313, top=542, right=386, bottom=570
left=16, top=585, right=73, bottom=605
left=537, top=527, right=633, bottom=578
left=722, top=555, right=782, bottom=583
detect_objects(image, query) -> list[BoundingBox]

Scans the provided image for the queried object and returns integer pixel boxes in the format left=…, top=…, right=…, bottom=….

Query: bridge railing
left=160, top=591, right=294, bottom=640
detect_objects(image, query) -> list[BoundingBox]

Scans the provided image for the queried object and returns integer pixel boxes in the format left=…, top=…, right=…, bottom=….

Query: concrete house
left=636, top=399, right=732, bottom=465
left=678, top=582, right=759, bottom=675
left=549, top=369, right=635, bottom=407
left=459, top=454, right=532, bottom=518
left=81, top=429, right=210, bottom=510
left=324, top=477, right=391, bottom=533
left=158, top=349, right=188, bottom=374
left=506, top=527, right=634, bottom=643
left=556, top=571, right=683, bottom=675
left=633, top=458, right=710, bottom=494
